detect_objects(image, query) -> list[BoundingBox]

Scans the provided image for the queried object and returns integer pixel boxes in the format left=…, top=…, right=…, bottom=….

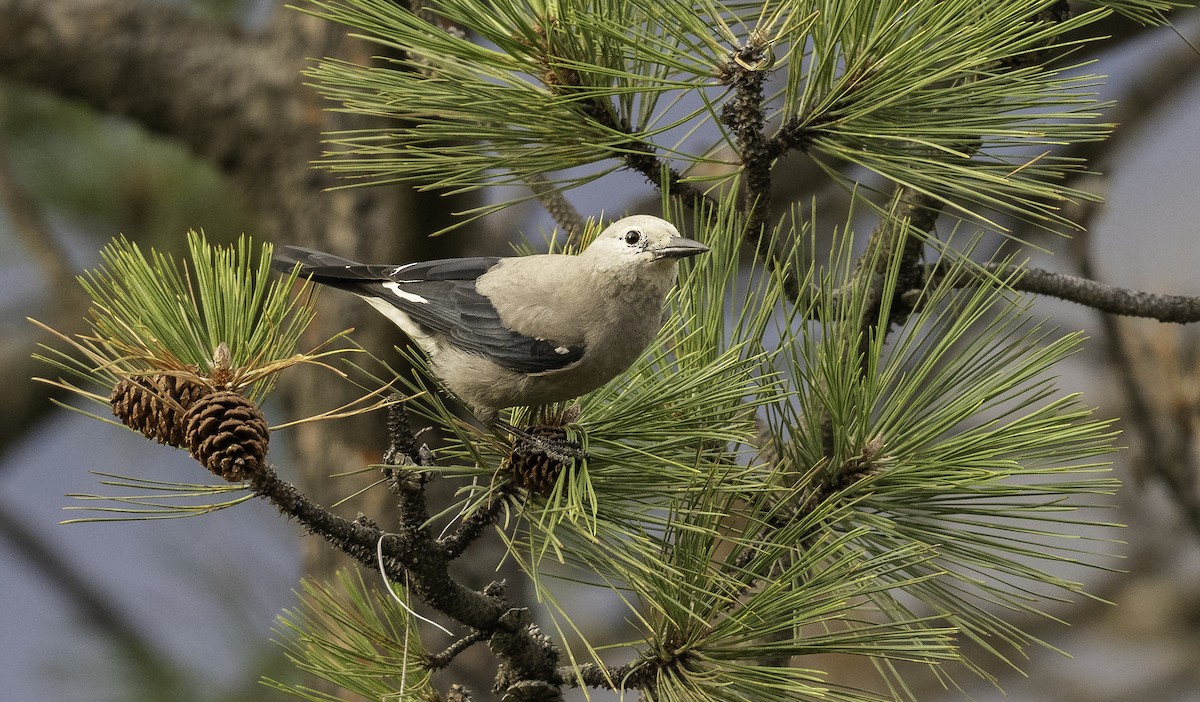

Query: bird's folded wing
left=274, top=248, right=585, bottom=374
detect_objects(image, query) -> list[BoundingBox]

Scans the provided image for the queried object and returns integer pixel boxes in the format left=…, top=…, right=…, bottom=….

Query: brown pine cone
left=154, top=375, right=208, bottom=447
left=183, top=390, right=269, bottom=482
left=110, top=375, right=208, bottom=448
left=110, top=378, right=164, bottom=443
left=508, top=425, right=570, bottom=497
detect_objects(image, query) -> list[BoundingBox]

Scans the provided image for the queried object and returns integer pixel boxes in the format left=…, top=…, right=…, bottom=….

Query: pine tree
left=33, top=0, right=1200, bottom=700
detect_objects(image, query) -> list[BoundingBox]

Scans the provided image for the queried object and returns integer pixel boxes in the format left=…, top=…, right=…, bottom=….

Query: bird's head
left=580, top=215, right=709, bottom=269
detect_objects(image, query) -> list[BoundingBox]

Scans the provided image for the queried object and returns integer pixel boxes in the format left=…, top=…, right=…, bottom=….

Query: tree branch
left=617, top=143, right=718, bottom=214
left=439, top=485, right=515, bottom=559
left=379, top=400, right=515, bottom=560
left=0, top=0, right=312, bottom=178
left=527, top=173, right=586, bottom=249
left=247, top=464, right=564, bottom=695
left=257, top=464, right=561, bottom=693
left=428, top=630, right=488, bottom=671
left=929, top=263, right=1200, bottom=324
left=250, top=465, right=489, bottom=623
left=560, top=656, right=658, bottom=692
left=715, top=33, right=811, bottom=304
left=532, top=31, right=718, bottom=218
left=855, top=189, right=942, bottom=335
left=718, top=37, right=772, bottom=238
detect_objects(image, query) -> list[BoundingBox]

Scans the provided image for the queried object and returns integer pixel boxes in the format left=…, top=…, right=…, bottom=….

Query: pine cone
left=155, top=375, right=208, bottom=446
left=183, top=391, right=269, bottom=482
left=508, top=425, right=569, bottom=497
left=110, top=375, right=207, bottom=448
left=110, top=378, right=163, bottom=442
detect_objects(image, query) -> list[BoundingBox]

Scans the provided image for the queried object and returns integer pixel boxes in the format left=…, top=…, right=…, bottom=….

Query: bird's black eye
left=623, top=230, right=642, bottom=246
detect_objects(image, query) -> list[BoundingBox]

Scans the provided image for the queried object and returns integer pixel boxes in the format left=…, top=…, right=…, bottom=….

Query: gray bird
left=271, top=215, right=708, bottom=425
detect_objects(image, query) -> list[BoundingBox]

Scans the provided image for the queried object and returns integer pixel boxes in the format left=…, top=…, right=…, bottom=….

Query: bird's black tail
left=271, top=246, right=395, bottom=290
left=271, top=246, right=362, bottom=274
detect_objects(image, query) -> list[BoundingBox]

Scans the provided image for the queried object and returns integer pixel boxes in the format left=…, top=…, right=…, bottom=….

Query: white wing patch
left=382, top=281, right=429, bottom=304
left=387, top=262, right=422, bottom=277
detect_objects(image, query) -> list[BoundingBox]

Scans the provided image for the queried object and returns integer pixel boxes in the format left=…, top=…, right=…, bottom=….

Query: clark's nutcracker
left=272, top=215, right=708, bottom=424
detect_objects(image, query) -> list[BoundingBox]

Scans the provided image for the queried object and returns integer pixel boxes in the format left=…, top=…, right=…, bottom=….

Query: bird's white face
left=580, top=215, right=702, bottom=268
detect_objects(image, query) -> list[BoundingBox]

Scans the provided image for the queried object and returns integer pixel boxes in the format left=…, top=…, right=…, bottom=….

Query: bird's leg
left=492, top=418, right=586, bottom=463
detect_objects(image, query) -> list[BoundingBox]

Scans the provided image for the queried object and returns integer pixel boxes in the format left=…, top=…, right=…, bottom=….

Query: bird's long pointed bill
left=654, top=237, right=710, bottom=259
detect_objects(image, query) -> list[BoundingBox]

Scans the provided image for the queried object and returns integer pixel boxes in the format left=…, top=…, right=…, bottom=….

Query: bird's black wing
left=273, top=247, right=585, bottom=374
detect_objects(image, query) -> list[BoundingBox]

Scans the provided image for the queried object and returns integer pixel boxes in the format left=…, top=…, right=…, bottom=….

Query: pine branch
left=246, top=463, right=567, bottom=695
left=428, top=630, right=488, bottom=671
left=380, top=394, right=512, bottom=560
left=439, top=485, right=515, bottom=559
left=527, top=173, right=586, bottom=248
left=622, top=146, right=716, bottom=210
left=771, top=1, right=1092, bottom=238
left=382, top=395, right=422, bottom=466
left=562, top=657, right=657, bottom=692
left=718, top=37, right=773, bottom=239
left=759, top=3, right=1079, bottom=309
left=856, top=188, right=942, bottom=338
left=843, top=3, right=1081, bottom=358
left=715, top=33, right=812, bottom=305
left=929, top=263, right=1200, bottom=323
left=731, top=435, right=886, bottom=577
left=547, top=79, right=717, bottom=215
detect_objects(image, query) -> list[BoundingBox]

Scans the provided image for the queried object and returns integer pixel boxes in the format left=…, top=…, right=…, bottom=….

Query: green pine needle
left=265, top=568, right=435, bottom=702
left=768, top=228, right=1120, bottom=679
left=35, top=231, right=317, bottom=405
left=60, top=472, right=253, bottom=523
left=297, top=0, right=1170, bottom=232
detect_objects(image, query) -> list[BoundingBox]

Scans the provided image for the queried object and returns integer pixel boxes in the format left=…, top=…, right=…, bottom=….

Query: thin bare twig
left=439, top=485, right=515, bottom=559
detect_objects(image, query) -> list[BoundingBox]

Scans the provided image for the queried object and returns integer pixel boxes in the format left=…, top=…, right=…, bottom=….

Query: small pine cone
left=111, top=378, right=166, bottom=443
left=508, top=425, right=569, bottom=497
left=183, top=391, right=269, bottom=482
left=206, top=342, right=235, bottom=389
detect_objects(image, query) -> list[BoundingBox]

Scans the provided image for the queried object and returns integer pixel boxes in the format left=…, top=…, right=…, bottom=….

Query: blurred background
left=1, top=1, right=1198, bottom=700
